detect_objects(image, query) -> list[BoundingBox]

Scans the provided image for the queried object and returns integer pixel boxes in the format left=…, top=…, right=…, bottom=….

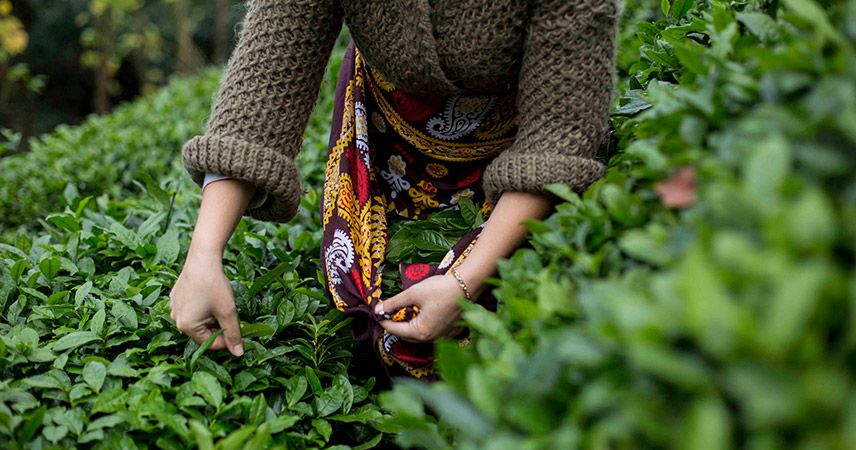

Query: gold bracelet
left=449, top=267, right=472, bottom=301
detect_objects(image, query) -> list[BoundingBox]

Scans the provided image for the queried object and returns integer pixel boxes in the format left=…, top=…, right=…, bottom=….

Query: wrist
left=448, top=261, right=493, bottom=299
left=449, top=267, right=473, bottom=301
left=186, top=241, right=225, bottom=265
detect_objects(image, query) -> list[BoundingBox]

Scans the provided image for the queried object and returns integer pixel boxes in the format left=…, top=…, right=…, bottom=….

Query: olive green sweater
left=182, top=0, right=622, bottom=223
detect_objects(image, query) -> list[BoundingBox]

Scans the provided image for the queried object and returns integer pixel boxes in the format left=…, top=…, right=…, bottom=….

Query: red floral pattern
left=319, top=41, right=512, bottom=381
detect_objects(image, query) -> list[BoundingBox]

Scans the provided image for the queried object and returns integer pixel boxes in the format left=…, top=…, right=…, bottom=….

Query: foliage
left=3, top=0, right=855, bottom=447
left=3, top=0, right=242, bottom=138
left=379, top=198, right=484, bottom=296
left=0, top=0, right=27, bottom=60
left=380, top=0, right=856, bottom=449
left=0, top=30, right=391, bottom=449
left=0, top=68, right=220, bottom=236
left=0, top=0, right=44, bottom=116
left=0, top=178, right=391, bottom=449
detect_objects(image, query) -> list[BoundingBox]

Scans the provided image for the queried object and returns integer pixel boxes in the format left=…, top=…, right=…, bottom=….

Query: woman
left=169, top=0, right=620, bottom=381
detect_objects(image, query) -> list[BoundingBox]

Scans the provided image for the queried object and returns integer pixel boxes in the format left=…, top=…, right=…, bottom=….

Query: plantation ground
left=1, top=0, right=855, bottom=449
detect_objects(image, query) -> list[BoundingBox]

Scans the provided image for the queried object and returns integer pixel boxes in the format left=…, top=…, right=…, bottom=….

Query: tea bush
left=0, top=180, right=393, bottom=449
left=0, top=32, right=397, bottom=449
left=380, top=0, right=856, bottom=449
left=0, top=69, right=218, bottom=235
left=3, top=0, right=855, bottom=448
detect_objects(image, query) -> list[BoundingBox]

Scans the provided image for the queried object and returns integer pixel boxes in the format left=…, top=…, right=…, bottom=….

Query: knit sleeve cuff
left=482, top=150, right=605, bottom=206
left=182, top=134, right=302, bottom=223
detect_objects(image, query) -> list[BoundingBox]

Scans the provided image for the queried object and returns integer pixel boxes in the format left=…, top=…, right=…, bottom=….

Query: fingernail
left=374, top=302, right=384, bottom=315
left=234, top=343, right=244, bottom=356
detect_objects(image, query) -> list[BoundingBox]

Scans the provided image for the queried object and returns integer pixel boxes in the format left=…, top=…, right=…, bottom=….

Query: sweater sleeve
left=482, top=0, right=620, bottom=205
left=181, top=0, right=342, bottom=223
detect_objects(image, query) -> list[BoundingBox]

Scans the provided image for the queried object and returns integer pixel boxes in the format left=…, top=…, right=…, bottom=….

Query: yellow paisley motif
left=425, top=162, right=449, bottom=178
left=473, top=95, right=518, bottom=140
left=365, top=65, right=515, bottom=161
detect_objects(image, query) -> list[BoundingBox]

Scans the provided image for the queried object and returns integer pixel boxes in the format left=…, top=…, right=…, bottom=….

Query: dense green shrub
left=0, top=69, right=219, bottom=235
left=0, top=25, right=349, bottom=241
left=380, top=0, right=856, bottom=449
left=0, top=178, right=392, bottom=449
left=0, top=31, right=393, bottom=449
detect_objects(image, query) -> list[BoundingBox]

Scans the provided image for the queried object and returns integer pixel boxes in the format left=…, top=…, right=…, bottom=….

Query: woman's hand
left=168, top=177, right=257, bottom=356
left=375, top=190, right=557, bottom=343
left=375, top=273, right=472, bottom=343
left=169, top=254, right=244, bottom=356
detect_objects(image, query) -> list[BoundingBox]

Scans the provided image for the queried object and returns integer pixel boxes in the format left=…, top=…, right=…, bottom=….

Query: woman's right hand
left=169, top=253, right=244, bottom=356
left=168, top=177, right=258, bottom=357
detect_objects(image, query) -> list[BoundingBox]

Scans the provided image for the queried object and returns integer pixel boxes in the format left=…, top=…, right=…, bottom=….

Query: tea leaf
left=192, top=371, right=223, bottom=409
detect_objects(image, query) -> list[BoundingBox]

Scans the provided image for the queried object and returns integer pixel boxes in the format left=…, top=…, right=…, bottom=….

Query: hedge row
left=380, top=0, right=856, bottom=449
left=0, top=32, right=398, bottom=449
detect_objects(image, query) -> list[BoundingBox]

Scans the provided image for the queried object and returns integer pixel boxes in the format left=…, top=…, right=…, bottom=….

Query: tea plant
left=0, top=30, right=394, bottom=449
left=381, top=0, right=856, bottom=449
left=0, top=175, right=393, bottom=449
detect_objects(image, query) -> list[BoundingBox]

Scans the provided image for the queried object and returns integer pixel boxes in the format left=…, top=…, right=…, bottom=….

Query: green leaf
left=782, top=0, right=845, bottom=46
left=244, top=423, right=272, bottom=449
left=673, top=41, right=707, bottom=75
left=83, top=361, right=107, bottom=392
left=90, top=308, right=106, bottom=335
left=155, top=228, right=180, bottom=264
left=74, top=281, right=93, bottom=307
left=215, top=425, right=257, bottom=450
left=670, top=0, right=694, bottom=19
left=354, top=433, right=384, bottom=450
left=192, top=371, right=223, bottom=408
left=240, top=322, right=275, bottom=339
left=312, top=419, right=332, bottom=442
left=107, top=355, right=139, bottom=377
left=743, top=135, right=791, bottom=202
left=457, top=196, right=483, bottom=228
left=46, top=213, right=80, bottom=233
left=39, top=256, right=61, bottom=280
left=189, top=329, right=224, bottom=372
left=681, top=396, right=732, bottom=450
left=305, top=366, right=323, bottom=394
left=314, top=389, right=344, bottom=417
left=277, top=299, right=296, bottom=328
left=111, top=300, right=138, bottom=329
left=87, top=414, right=125, bottom=431
left=286, top=376, right=308, bottom=407
left=736, top=11, right=780, bottom=41
left=249, top=262, right=291, bottom=298
left=42, top=425, right=68, bottom=443
left=17, top=405, right=46, bottom=443
left=52, top=331, right=99, bottom=352
left=267, top=414, right=300, bottom=434
left=334, top=374, right=354, bottom=415
left=398, top=380, right=492, bottom=439
left=189, top=420, right=214, bottom=450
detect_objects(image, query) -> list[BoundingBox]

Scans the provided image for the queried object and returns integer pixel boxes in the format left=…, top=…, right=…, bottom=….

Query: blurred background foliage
left=0, top=0, right=243, bottom=154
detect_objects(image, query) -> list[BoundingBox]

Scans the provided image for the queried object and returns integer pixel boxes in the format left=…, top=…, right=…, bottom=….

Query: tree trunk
left=93, top=11, right=114, bottom=115
left=213, top=0, right=231, bottom=64
left=131, top=7, right=152, bottom=93
left=173, top=0, right=205, bottom=74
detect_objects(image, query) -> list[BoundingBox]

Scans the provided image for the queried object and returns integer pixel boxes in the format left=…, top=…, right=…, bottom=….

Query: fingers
left=183, top=321, right=214, bottom=346
left=170, top=290, right=243, bottom=356
left=215, top=304, right=244, bottom=356
left=376, top=289, right=420, bottom=316
left=379, top=317, right=433, bottom=343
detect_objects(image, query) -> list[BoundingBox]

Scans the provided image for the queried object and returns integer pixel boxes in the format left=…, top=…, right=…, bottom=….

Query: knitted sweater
left=182, top=0, right=622, bottom=223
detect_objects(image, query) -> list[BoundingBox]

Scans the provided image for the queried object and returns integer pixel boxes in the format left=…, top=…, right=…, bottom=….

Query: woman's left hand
left=375, top=191, right=556, bottom=344
left=375, top=273, right=470, bottom=343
